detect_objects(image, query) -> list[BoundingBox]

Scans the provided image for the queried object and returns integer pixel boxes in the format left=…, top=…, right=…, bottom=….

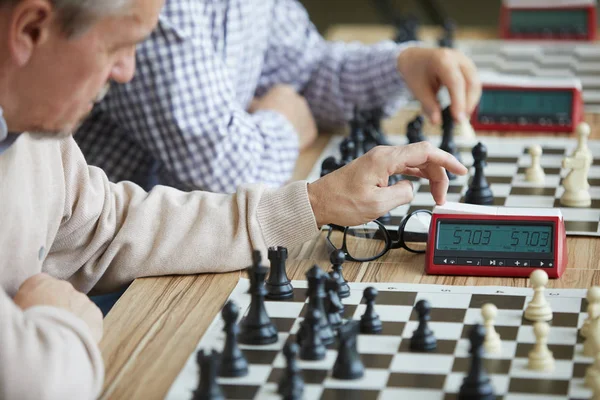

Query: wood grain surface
left=99, top=25, right=600, bottom=399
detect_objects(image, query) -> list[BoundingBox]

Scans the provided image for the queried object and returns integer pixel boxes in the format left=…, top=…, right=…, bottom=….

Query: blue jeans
left=90, top=286, right=129, bottom=316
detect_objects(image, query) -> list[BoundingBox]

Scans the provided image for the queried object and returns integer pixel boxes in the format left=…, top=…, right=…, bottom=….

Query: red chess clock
left=471, top=73, right=584, bottom=133
left=500, top=0, right=597, bottom=41
left=425, top=203, right=568, bottom=278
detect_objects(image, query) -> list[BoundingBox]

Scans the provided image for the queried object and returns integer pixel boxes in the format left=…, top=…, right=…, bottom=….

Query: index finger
left=435, top=51, right=467, bottom=121
left=392, top=142, right=468, bottom=176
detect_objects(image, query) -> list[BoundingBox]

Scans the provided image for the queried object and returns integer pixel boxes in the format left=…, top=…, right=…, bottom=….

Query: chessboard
left=306, top=135, right=600, bottom=237
left=166, top=277, right=592, bottom=400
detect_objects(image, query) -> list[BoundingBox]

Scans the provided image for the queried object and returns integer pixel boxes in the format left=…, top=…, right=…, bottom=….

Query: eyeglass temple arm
left=402, top=231, right=429, bottom=243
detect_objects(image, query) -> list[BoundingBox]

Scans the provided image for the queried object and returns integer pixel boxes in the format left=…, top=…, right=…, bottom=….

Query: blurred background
left=299, top=0, right=503, bottom=34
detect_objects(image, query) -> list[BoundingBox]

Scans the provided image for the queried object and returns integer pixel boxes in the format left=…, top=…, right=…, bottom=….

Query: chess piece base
left=360, top=317, right=383, bottom=334
left=560, top=191, right=592, bottom=208
left=265, top=283, right=294, bottom=300
left=238, top=324, right=278, bottom=345
left=410, top=333, right=437, bottom=352
left=528, top=350, right=555, bottom=371
left=524, top=304, right=553, bottom=322
left=219, top=355, right=249, bottom=378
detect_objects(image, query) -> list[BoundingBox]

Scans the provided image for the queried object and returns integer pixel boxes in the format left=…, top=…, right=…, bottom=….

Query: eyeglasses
left=325, top=209, right=432, bottom=262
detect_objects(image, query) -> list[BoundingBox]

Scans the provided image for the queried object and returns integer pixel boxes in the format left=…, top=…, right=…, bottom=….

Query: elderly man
left=74, top=0, right=480, bottom=193
left=0, top=0, right=466, bottom=399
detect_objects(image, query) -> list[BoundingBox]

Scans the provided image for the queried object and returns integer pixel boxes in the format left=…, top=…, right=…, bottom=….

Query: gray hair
left=1, top=0, right=132, bottom=37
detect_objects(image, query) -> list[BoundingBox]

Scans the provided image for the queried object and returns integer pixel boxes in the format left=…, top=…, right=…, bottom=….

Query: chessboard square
left=409, top=308, right=467, bottom=323
left=484, top=164, right=518, bottom=177
left=267, top=367, right=328, bottom=385
left=514, top=343, right=574, bottom=360
left=270, top=318, right=297, bottom=333
left=357, top=335, right=402, bottom=355
left=402, top=322, right=465, bottom=340
left=412, top=192, right=437, bottom=206
left=239, top=333, right=289, bottom=352
left=516, top=325, right=578, bottom=345
left=487, top=176, right=514, bottom=185
left=559, top=208, right=600, bottom=222
left=486, top=156, right=520, bottom=165
left=452, top=356, right=512, bottom=374
left=469, top=294, right=526, bottom=310
left=219, top=384, right=261, bottom=399
left=504, top=195, right=557, bottom=208
left=360, top=353, right=395, bottom=369
left=516, top=166, right=562, bottom=176
left=419, top=184, right=464, bottom=194
left=320, top=388, right=381, bottom=400
left=454, top=336, right=517, bottom=359
left=397, top=338, right=457, bottom=355
left=252, top=383, right=281, bottom=400
left=572, top=362, right=592, bottom=379
left=414, top=292, right=472, bottom=309
left=545, top=296, right=584, bottom=314
left=463, top=309, right=524, bottom=328
left=521, top=312, right=580, bottom=328
left=509, top=186, right=557, bottom=196
left=379, top=321, right=407, bottom=336
left=507, top=375, right=570, bottom=395
left=446, top=193, right=463, bottom=203
left=489, top=183, right=512, bottom=198
left=568, top=378, right=592, bottom=400
left=365, top=290, right=417, bottom=306
left=573, top=343, right=594, bottom=362
left=379, top=388, right=446, bottom=400
left=386, top=373, right=446, bottom=390
left=539, top=154, right=567, bottom=167
left=512, top=174, right=561, bottom=188
left=271, top=302, right=304, bottom=318
left=352, top=304, right=412, bottom=322
left=343, top=305, right=358, bottom=320
left=443, top=372, right=510, bottom=395
left=324, top=369, right=390, bottom=390
left=218, top=365, right=272, bottom=386
left=242, top=349, right=280, bottom=365
left=390, top=353, right=455, bottom=374
left=563, top=220, right=600, bottom=234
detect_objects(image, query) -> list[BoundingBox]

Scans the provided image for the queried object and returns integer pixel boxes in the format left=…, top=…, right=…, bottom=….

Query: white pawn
left=560, top=151, right=592, bottom=208
left=525, top=145, right=545, bottom=184
left=453, top=117, right=477, bottom=141
left=581, top=286, right=600, bottom=338
left=584, top=316, right=600, bottom=357
left=528, top=321, right=555, bottom=371
left=572, top=121, right=593, bottom=161
left=586, top=353, right=600, bottom=388
left=524, top=269, right=553, bottom=322
left=482, top=303, right=501, bottom=354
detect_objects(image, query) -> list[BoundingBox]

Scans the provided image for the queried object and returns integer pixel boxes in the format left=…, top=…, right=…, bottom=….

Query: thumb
left=379, top=179, right=415, bottom=211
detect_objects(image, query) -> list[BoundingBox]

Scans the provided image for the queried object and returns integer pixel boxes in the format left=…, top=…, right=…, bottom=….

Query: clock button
left=531, top=260, right=553, bottom=268
left=458, top=258, right=482, bottom=266
left=434, top=257, right=457, bottom=265
left=507, top=259, right=530, bottom=267
left=483, top=258, right=505, bottom=267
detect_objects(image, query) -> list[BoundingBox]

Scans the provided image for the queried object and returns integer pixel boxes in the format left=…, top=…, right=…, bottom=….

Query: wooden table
left=99, top=26, right=600, bottom=399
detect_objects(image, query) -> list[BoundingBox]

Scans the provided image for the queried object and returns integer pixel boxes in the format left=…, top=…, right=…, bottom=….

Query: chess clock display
left=426, top=203, right=568, bottom=278
left=500, top=0, right=597, bottom=41
left=471, top=73, right=584, bottom=133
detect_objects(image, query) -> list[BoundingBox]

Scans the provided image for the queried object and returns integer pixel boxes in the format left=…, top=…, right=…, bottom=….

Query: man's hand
left=397, top=47, right=481, bottom=125
left=307, top=142, right=468, bottom=227
left=13, top=273, right=104, bottom=342
left=249, top=84, right=318, bottom=151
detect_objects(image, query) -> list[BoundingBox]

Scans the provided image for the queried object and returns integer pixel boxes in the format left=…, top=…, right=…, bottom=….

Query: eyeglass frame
left=325, top=209, right=432, bottom=262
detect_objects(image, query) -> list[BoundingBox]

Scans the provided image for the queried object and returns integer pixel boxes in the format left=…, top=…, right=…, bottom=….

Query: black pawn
left=407, top=115, right=426, bottom=144
left=325, top=272, right=345, bottom=329
left=410, top=299, right=437, bottom=351
left=440, top=106, right=461, bottom=180
left=305, top=265, right=335, bottom=346
left=219, top=301, right=248, bottom=378
left=192, top=349, right=224, bottom=400
left=299, top=308, right=327, bottom=361
left=238, top=251, right=278, bottom=345
left=278, top=342, right=304, bottom=400
left=332, top=320, right=364, bottom=380
left=360, top=287, right=382, bottom=334
left=458, top=324, right=495, bottom=400
left=320, top=156, right=341, bottom=177
left=330, top=250, right=350, bottom=299
left=395, top=14, right=419, bottom=43
left=465, top=142, right=494, bottom=206
left=266, top=246, right=293, bottom=300
left=339, top=138, right=356, bottom=164
left=350, top=110, right=366, bottom=159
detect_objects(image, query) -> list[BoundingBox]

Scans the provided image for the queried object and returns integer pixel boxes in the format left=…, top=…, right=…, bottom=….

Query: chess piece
left=219, top=301, right=248, bottom=378
left=586, top=353, right=600, bottom=388
left=350, top=109, right=366, bottom=159
left=325, top=272, right=344, bottom=329
left=407, top=115, right=426, bottom=144
left=320, top=156, right=341, bottom=177
left=192, top=349, right=224, bottom=400
left=560, top=151, right=592, bottom=208
left=525, top=145, right=545, bottom=184
left=458, top=324, right=495, bottom=400
left=524, top=269, right=553, bottom=322
left=299, top=308, right=326, bottom=361
left=527, top=321, right=555, bottom=371
left=572, top=121, right=593, bottom=161
left=305, top=265, right=335, bottom=345
left=410, top=299, right=437, bottom=351
left=360, top=287, right=383, bottom=334
left=238, top=251, right=278, bottom=345
left=265, top=246, right=293, bottom=300
left=453, top=116, right=477, bottom=141
left=339, top=137, right=356, bottom=164
left=440, top=106, right=462, bottom=180
left=438, top=19, right=456, bottom=48
left=278, top=342, right=304, bottom=400
left=584, top=316, right=600, bottom=357
left=464, top=142, right=494, bottom=206
left=330, top=250, right=350, bottom=299
left=591, top=370, right=600, bottom=400
left=395, top=14, right=419, bottom=43
left=332, top=321, right=364, bottom=380
left=481, top=303, right=501, bottom=354
left=582, top=287, right=600, bottom=338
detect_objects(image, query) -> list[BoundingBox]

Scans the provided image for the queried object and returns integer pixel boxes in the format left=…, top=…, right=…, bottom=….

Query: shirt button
left=38, top=246, right=45, bottom=260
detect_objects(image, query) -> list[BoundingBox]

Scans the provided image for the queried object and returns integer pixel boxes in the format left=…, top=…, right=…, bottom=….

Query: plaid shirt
left=75, top=0, right=411, bottom=193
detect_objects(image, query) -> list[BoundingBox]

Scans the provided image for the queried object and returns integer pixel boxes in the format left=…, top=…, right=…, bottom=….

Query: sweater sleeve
left=0, top=289, right=104, bottom=400
left=45, top=137, right=319, bottom=294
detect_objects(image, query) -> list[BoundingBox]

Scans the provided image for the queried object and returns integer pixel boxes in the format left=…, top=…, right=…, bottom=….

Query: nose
left=110, top=48, right=136, bottom=84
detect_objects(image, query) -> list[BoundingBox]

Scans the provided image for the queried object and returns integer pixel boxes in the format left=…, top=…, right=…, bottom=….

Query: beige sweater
left=0, top=133, right=318, bottom=400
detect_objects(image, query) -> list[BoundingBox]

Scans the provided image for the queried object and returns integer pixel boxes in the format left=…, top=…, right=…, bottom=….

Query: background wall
left=298, top=0, right=503, bottom=34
